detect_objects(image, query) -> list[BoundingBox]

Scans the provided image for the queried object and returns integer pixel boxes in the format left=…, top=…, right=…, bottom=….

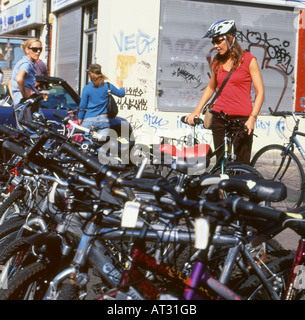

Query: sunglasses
left=29, top=47, right=43, bottom=52
left=212, top=38, right=225, bottom=45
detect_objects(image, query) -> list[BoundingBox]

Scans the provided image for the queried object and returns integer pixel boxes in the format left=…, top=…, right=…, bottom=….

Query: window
left=157, top=0, right=297, bottom=113
left=38, top=82, right=79, bottom=110
left=81, top=2, right=98, bottom=89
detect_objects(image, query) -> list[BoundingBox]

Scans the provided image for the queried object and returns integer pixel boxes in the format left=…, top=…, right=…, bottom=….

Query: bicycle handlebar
left=19, top=119, right=42, bottom=132
left=25, top=131, right=50, bottom=159
left=54, top=111, right=106, bottom=140
left=61, top=142, right=106, bottom=173
left=0, top=124, right=21, bottom=137
left=14, top=94, right=45, bottom=112
left=210, top=110, right=248, bottom=132
left=181, top=116, right=204, bottom=126
left=269, top=107, right=305, bottom=117
left=37, top=172, right=97, bottom=188
left=229, top=197, right=284, bottom=223
left=53, top=111, right=66, bottom=121
left=218, top=178, right=287, bottom=203
left=2, top=140, right=27, bottom=158
left=116, top=176, right=286, bottom=224
left=1, top=139, right=71, bottom=177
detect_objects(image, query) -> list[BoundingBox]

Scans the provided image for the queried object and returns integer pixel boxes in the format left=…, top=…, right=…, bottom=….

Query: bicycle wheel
left=0, top=262, right=51, bottom=300
left=251, top=144, right=305, bottom=210
left=0, top=216, right=26, bottom=252
left=222, top=162, right=263, bottom=177
left=0, top=187, right=26, bottom=224
left=233, top=252, right=295, bottom=300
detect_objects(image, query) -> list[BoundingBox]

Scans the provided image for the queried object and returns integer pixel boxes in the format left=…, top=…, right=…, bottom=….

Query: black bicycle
left=251, top=108, right=305, bottom=210
left=180, top=110, right=262, bottom=177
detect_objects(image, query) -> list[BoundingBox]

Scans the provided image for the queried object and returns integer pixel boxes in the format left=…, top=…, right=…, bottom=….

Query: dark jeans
left=211, top=113, right=253, bottom=165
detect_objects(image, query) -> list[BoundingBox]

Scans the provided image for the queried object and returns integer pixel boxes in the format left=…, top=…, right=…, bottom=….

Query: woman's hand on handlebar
left=185, top=112, right=201, bottom=126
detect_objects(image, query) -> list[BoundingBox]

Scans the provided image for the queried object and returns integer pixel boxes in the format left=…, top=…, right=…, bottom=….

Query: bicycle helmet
left=203, top=20, right=237, bottom=39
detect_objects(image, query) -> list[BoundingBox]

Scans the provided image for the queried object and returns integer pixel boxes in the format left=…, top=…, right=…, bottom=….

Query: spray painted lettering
left=237, top=30, right=293, bottom=75
left=143, top=113, right=168, bottom=133
left=114, top=29, right=156, bottom=55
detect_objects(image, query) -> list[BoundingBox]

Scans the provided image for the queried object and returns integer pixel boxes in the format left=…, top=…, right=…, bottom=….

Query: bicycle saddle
left=159, top=143, right=211, bottom=158
left=219, top=177, right=287, bottom=203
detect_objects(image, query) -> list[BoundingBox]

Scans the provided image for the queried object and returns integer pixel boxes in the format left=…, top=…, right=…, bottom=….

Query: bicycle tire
left=56, top=283, right=79, bottom=300
left=0, top=216, right=25, bottom=252
left=0, top=187, right=26, bottom=224
left=251, top=144, right=305, bottom=210
left=0, top=237, right=31, bottom=266
left=220, top=162, right=263, bottom=177
left=0, top=262, right=50, bottom=300
left=233, top=252, right=295, bottom=300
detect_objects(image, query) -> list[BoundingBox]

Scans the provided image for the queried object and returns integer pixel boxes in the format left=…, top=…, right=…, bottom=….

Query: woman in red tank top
left=186, top=20, right=264, bottom=164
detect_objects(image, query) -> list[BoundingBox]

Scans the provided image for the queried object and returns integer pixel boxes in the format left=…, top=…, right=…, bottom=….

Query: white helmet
left=203, top=20, right=237, bottom=38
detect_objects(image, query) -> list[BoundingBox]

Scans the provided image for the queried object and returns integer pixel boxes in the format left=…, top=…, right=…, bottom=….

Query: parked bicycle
left=178, top=111, right=261, bottom=175
left=0, top=125, right=291, bottom=300
left=251, top=108, right=305, bottom=210
left=0, top=104, right=300, bottom=301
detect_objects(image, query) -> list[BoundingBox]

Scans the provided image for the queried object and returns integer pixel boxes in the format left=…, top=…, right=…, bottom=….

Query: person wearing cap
left=77, top=64, right=125, bottom=141
left=185, top=20, right=264, bottom=165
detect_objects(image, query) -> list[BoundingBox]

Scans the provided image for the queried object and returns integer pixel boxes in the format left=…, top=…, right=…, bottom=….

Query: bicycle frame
left=113, top=244, right=242, bottom=300
left=284, top=238, right=305, bottom=300
left=106, top=220, right=283, bottom=301
left=267, top=114, right=305, bottom=191
left=284, top=114, right=305, bottom=161
left=205, top=117, right=242, bottom=175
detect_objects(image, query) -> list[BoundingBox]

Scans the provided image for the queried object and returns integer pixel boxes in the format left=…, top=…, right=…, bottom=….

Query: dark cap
left=87, top=64, right=102, bottom=74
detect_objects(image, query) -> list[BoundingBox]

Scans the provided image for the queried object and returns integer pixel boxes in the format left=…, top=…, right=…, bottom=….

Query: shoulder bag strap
left=205, top=70, right=232, bottom=111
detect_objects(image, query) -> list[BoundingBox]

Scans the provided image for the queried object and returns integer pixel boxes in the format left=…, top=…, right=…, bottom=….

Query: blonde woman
left=11, top=38, right=43, bottom=107
left=186, top=20, right=264, bottom=165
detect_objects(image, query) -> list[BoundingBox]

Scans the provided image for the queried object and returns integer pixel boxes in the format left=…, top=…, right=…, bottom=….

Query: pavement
left=275, top=228, right=300, bottom=251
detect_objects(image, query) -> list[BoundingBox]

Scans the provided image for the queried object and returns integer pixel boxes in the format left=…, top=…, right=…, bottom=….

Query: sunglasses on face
left=212, top=38, right=225, bottom=45
left=29, top=47, right=43, bottom=52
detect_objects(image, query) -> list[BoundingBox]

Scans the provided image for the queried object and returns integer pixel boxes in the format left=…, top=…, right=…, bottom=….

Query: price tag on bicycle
left=194, top=217, right=209, bottom=249
left=121, top=201, right=140, bottom=228
left=11, top=175, right=23, bottom=186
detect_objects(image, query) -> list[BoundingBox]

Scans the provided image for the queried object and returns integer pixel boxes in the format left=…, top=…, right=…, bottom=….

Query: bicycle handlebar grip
left=117, top=178, right=162, bottom=193
left=53, top=111, right=66, bottom=121
left=24, top=94, right=44, bottom=105
left=36, top=94, right=44, bottom=102
left=25, top=132, right=50, bottom=159
left=0, top=125, right=21, bottom=137
left=61, top=142, right=108, bottom=175
left=181, top=116, right=203, bottom=126
left=2, top=140, right=27, bottom=158
left=269, top=107, right=293, bottom=117
left=232, top=198, right=284, bottom=223
left=43, top=160, right=71, bottom=178
left=19, top=120, right=41, bottom=131
left=32, top=94, right=45, bottom=103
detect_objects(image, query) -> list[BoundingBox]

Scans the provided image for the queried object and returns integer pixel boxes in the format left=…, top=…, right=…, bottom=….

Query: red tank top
left=213, top=51, right=255, bottom=116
